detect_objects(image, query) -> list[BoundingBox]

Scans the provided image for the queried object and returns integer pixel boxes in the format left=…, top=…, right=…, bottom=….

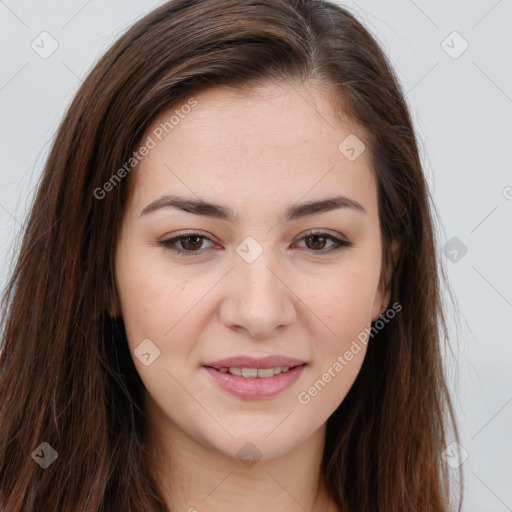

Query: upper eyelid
left=159, top=229, right=351, bottom=252
left=161, top=228, right=347, bottom=243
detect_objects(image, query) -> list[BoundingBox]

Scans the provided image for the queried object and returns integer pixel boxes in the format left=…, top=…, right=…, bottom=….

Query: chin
left=199, top=421, right=311, bottom=462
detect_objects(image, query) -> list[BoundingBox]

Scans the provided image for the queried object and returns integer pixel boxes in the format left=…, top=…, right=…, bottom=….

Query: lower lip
left=203, top=365, right=306, bottom=400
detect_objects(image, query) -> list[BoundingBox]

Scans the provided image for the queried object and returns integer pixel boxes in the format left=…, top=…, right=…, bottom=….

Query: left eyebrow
left=139, top=194, right=366, bottom=222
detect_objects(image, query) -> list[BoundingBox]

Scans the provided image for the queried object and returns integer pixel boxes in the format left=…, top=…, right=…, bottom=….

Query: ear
left=371, top=238, right=400, bottom=321
left=108, top=279, right=121, bottom=319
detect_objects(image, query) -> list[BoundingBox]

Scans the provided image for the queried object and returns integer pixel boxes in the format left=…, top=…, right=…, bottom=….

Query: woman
left=0, top=0, right=463, bottom=510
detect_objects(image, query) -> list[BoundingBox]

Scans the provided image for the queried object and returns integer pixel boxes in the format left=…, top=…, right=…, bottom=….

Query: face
left=113, top=80, right=391, bottom=460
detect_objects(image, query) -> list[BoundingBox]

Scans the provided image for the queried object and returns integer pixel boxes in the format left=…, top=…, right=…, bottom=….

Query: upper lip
left=203, top=355, right=306, bottom=369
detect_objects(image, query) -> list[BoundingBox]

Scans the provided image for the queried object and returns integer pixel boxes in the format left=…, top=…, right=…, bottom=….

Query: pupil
left=307, top=235, right=325, bottom=250
left=184, top=236, right=201, bottom=250
left=181, top=235, right=327, bottom=251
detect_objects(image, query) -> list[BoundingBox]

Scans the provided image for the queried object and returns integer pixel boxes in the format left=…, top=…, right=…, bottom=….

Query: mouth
left=205, top=364, right=303, bottom=378
left=202, top=363, right=307, bottom=400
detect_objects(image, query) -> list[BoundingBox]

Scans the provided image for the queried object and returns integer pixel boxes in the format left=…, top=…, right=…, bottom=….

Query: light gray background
left=1, top=1, right=511, bottom=510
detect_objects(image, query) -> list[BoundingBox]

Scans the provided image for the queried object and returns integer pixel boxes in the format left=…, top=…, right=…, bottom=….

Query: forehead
left=126, top=80, right=377, bottom=219
left=146, top=81, right=360, bottom=157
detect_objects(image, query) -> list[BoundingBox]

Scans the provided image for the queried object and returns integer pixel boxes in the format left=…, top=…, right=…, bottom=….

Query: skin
left=112, top=79, right=396, bottom=512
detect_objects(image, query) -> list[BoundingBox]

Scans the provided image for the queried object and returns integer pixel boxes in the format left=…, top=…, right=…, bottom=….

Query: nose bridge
left=235, top=234, right=278, bottom=290
left=222, top=238, right=296, bottom=337
left=237, top=244, right=282, bottom=309
left=240, top=254, right=279, bottom=303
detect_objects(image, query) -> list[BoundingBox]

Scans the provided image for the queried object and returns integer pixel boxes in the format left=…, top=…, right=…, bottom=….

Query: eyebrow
left=139, top=194, right=366, bottom=222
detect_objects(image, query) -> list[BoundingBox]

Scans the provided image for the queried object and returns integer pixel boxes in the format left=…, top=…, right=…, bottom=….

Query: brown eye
left=304, top=234, right=328, bottom=251
left=159, top=233, right=215, bottom=255
left=295, top=231, right=352, bottom=254
left=179, top=235, right=203, bottom=251
left=159, top=230, right=352, bottom=257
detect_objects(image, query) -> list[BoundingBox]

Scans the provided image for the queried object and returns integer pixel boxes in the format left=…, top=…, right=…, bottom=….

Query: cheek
left=295, top=272, right=374, bottom=416
left=306, top=263, right=380, bottom=331
left=114, top=245, right=193, bottom=348
left=298, top=257, right=379, bottom=401
left=115, top=263, right=203, bottom=402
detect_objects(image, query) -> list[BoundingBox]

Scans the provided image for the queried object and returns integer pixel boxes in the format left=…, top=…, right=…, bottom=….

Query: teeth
left=241, top=367, right=258, bottom=378
left=216, top=366, right=295, bottom=378
left=255, top=368, right=274, bottom=378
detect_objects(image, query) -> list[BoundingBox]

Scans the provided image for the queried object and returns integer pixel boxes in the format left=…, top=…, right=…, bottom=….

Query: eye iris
left=181, top=236, right=203, bottom=251
left=305, top=235, right=326, bottom=250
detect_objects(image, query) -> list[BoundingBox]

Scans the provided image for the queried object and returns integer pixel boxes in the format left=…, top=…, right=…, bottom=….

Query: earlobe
left=109, top=305, right=120, bottom=319
left=108, top=283, right=121, bottom=319
left=371, top=289, right=390, bottom=322
left=390, top=238, right=400, bottom=269
left=371, top=238, right=400, bottom=321
left=108, top=303, right=120, bottom=319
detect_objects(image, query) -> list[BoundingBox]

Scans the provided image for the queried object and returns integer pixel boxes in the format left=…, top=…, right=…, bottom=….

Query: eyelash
left=158, top=230, right=353, bottom=256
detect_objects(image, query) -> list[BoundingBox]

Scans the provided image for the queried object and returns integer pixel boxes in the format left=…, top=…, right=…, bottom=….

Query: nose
left=219, top=253, right=297, bottom=340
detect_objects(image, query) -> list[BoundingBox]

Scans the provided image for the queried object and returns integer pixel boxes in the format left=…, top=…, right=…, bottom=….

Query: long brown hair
left=0, top=0, right=463, bottom=510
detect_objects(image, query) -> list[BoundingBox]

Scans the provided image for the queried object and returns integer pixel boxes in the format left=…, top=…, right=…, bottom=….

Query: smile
left=202, top=364, right=306, bottom=399
left=217, top=366, right=294, bottom=378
